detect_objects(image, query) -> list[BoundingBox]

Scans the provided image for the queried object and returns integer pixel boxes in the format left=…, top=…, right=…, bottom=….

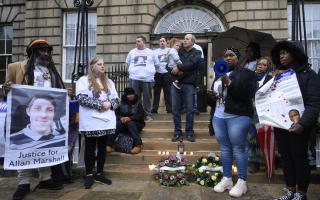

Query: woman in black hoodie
left=271, top=41, right=320, bottom=200
left=106, top=87, right=145, bottom=154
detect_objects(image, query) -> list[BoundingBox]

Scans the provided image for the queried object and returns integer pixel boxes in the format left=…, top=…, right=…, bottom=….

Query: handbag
left=113, top=133, right=133, bottom=153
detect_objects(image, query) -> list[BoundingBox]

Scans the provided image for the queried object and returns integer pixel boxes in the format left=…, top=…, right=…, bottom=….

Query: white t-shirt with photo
left=153, top=47, right=170, bottom=73
left=33, top=65, right=51, bottom=88
left=125, top=48, right=156, bottom=82
left=76, top=76, right=119, bottom=131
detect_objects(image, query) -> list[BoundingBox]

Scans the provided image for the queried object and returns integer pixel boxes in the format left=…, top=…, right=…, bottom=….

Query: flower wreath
left=150, top=154, right=191, bottom=187
left=191, top=154, right=223, bottom=187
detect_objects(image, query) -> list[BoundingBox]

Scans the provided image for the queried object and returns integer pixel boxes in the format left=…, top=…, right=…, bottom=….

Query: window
left=62, top=12, right=96, bottom=82
left=288, top=4, right=320, bottom=73
left=0, top=25, right=12, bottom=84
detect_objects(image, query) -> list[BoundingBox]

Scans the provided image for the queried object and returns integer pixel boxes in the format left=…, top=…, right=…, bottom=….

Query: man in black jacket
left=271, top=41, right=320, bottom=200
left=170, top=34, right=203, bottom=142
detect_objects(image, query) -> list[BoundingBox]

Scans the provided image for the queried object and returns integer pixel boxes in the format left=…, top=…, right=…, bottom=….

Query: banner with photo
left=4, top=85, right=69, bottom=170
left=255, top=69, right=305, bottom=130
left=0, top=101, right=7, bottom=157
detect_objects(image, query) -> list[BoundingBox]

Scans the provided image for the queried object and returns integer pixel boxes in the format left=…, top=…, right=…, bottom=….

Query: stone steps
left=103, top=163, right=320, bottom=184
left=141, top=128, right=213, bottom=139
left=106, top=150, right=218, bottom=165
left=144, top=121, right=210, bottom=129
left=151, top=113, right=211, bottom=121
left=141, top=138, right=219, bottom=151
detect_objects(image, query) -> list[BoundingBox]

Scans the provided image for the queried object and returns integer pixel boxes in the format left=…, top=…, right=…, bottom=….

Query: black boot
left=12, top=184, right=30, bottom=200
left=38, top=179, right=63, bottom=190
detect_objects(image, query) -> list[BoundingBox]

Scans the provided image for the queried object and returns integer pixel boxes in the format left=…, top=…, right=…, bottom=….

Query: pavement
left=0, top=176, right=319, bottom=200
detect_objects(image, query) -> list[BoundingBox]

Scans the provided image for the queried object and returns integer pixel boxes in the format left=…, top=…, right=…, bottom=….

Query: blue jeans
left=213, top=116, right=251, bottom=180
left=171, top=84, right=195, bottom=136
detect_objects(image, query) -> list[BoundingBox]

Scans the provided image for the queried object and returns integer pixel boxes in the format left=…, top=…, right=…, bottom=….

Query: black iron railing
left=106, top=63, right=128, bottom=96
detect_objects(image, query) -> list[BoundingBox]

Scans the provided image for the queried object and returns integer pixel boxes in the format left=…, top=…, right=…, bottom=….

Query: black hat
left=26, top=39, right=53, bottom=57
left=271, top=41, right=308, bottom=67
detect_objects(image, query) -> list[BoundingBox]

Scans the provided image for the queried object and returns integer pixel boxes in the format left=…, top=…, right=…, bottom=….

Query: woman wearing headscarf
left=271, top=41, right=320, bottom=200
left=208, top=47, right=256, bottom=198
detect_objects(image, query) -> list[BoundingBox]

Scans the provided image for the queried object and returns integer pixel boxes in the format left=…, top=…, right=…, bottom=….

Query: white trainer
left=229, top=179, right=247, bottom=198
left=213, top=177, right=233, bottom=193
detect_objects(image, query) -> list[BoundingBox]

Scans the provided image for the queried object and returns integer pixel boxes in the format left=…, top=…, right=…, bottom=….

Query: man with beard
left=3, top=40, right=65, bottom=200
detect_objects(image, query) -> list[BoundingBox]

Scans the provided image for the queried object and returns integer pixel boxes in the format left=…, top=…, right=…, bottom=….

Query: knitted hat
left=26, top=39, right=53, bottom=57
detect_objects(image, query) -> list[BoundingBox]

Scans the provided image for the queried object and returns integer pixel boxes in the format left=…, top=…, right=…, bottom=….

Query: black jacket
left=177, top=47, right=203, bottom=86
left=208, top=68, right=256, bottom=117
left=290, top=64, right=320, bottom=128
left=224, top=68, right=257, bottom=117
left=116, top=94, right=145, bottom=126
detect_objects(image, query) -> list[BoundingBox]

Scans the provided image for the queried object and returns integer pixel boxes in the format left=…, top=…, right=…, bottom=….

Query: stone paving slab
left=0, top=177, right=319, bottom=200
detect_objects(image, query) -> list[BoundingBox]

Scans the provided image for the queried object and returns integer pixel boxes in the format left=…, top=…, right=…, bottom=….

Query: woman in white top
left=76, top=55, right=120, bottom=189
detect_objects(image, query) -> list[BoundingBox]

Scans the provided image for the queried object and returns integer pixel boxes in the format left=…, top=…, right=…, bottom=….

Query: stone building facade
left=0, top=0, right=289, bottom=86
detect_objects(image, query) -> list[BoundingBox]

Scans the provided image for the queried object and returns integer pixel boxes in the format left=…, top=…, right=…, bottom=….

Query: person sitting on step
left=106, top=87, right=145, bottom=154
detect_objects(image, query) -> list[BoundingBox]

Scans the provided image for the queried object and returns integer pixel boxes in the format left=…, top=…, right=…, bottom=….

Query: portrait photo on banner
left=4, top=85, right=69, bottom=170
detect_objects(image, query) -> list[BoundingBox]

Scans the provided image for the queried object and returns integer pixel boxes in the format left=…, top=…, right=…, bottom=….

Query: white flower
left=206, top=171, right=210, bottom=174
left=211, top=175, right=217, bottom=181
left=215, top=157, right=220, bottom=161
left=200, top=180, right=205, bottom=185
left=208, top=163, right=213, bottom=167
left=192, top=164, right=195, bottom=168
left=214, top=173, right=218, bottom=176
left=202, top=158, right=208, bottom=164
left=199, top=169, right=204, bottom=173
left=197, top=178, right=200, bottom=182
left=213, top=163, right=216, bottom=167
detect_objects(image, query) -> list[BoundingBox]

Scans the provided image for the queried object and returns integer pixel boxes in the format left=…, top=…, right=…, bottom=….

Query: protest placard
left=255, top=69, right=305, bottom=130
left=0, top=101, right=6, bottom=157
left=4, top=85, right=69, bottom=170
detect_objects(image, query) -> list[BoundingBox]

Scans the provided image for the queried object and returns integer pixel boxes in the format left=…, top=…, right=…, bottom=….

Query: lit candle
left=232, top=165, right=238, bottom=174
left=190, top=152, right=194, bottom=156
left=149, top=164, right=156, bottom=171
left=166, top=151, right=169, bottom=155
left=162, top=151, right=166, bottom=155
left=158, top=151, right=161, bottom=155
left=183, top=152, right=187, bottom=156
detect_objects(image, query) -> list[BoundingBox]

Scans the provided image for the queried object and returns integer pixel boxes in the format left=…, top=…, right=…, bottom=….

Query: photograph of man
left=288, top=109, right=301, bottom=128
left=10, top=94, right=66, bottom=150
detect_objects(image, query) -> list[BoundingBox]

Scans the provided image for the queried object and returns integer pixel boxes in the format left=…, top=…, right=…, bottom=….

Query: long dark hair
left=24, top=50, right=65, bottom=89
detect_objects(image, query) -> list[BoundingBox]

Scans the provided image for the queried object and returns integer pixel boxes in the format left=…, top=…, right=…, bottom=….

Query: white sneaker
left=229, top=179, right=247, bottom=198
left=213, top=177, right=233, bottom=193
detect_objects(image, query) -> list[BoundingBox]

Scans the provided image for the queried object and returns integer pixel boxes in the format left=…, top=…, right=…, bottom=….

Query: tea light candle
left=190, top=152, right=194, bottom=155
left=158, top=151, right=161, bottom=155
left=183, top=152, right=187, bottom=156
left=149, top=164, right=156, bottom=171
left=166, top=151, right=169, bottom=155
left=162, top=151, right=166, bottom=155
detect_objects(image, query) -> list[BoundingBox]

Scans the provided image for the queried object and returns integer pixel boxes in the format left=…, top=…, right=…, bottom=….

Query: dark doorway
left=195, top=43, right=208, bottom=113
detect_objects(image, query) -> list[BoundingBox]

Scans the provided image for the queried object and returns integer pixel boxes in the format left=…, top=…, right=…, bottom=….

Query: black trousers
left=84, top=135, right=107, bottom=175
left=274, top=127, right=310, bottom=192
left=107, top=120, right=144, bottom=146
left=152, top=72, right=172, bottom=113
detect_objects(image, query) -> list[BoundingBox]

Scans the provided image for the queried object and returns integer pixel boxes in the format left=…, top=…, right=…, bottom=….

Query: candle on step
left=158, top=151, right=161, bottom=155
left=166, top=151, right=169, bottom=155
left=190, top=152, right=194, bottom=155
left=183, top=152, right=187, bottom=156
left=162, top=151, right=166, bottom=155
